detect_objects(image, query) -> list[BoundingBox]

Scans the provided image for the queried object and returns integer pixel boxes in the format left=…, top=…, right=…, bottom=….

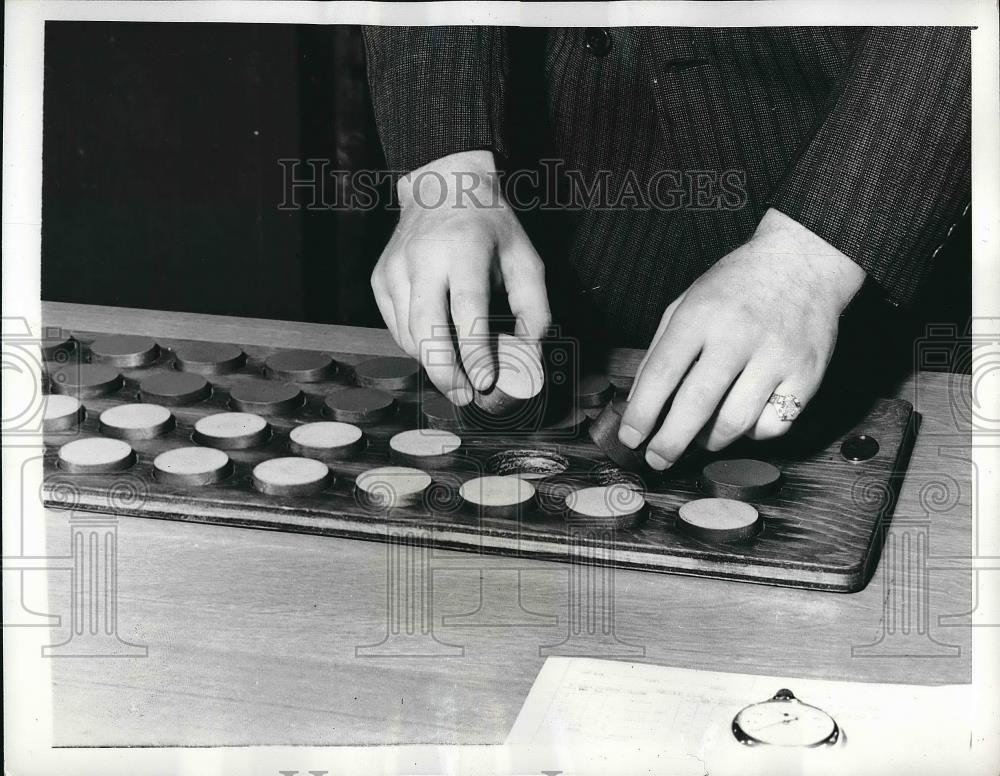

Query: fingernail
left=618, top=424, right=643, bottom=449
left=645, top=450, right=671, bottom=470
left=447, top=386, right=474, bottom=406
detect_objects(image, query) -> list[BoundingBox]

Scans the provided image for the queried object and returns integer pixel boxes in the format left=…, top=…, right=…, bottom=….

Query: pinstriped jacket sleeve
left=768, top=27, right=971, bottom=306
left=362, top=26, right=508, bottom=174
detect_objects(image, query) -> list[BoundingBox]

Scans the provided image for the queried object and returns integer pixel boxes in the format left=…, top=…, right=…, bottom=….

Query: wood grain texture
left=42, top=328, right=915, bottom=592
left=40, top=304, right=973, bottom=747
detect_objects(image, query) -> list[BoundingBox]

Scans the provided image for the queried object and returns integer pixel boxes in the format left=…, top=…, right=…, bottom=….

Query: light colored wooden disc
left=99, top=403, right=172, bottom=431
left=493, top=334, right=544, bottom=400
left=252, top=457, right=329, bottom=488
left=58, top=437, right=134, bottom=472
left=677, top=498, right=762, bottom=542
left=679, top=498, right=759, bottom=530
left=194, top=412, right=268, bottom=440
left=460, top=475, right=535, bottom=507
left=290, top=421, right=363, bottom=449
left=389, top=429, right=461, bottom=458
left=154, top=446, right=230, bottom=476
left=43, top=395, right=83, bottom=425
left=565, top=485, right=646, bottom=518
left=356, top=466, right=432, bottom=506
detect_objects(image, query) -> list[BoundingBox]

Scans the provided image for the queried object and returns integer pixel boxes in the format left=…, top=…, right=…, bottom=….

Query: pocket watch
left=732, top=688, right=842, bottom=747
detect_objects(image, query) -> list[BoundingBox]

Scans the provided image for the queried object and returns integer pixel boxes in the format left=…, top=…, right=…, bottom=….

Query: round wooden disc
left=43, top=395, right=85, bottom=432
left=421, top=393, right=463, bottom=431
left=173, top=342, right=245, bottom=374
left=700, top=459, right=782, bottom=500
left=587, top=399, right=646, bottom=471
left=252, top=457, right=331, bottom=496
left=473, top=334, right=544, bottom=415
left=323, top=387, right=396, bottom=423
left=89, top=335, right=160, bottom=367
left=578, top=374, right=614, bottom=408
left=49, top=363, right=123, bottom=398
left=289, top=421, right=365, bottom=459
left=139, top=371, right=211, bottom=405
left=353, top=356, right=420, bottom=391
left=389, top=429, right=461, bottom=466
left=677, top=497, right=762, bottom=543
left=355, top=465, right=432, bottom=508
left=565, top=485, right=647, bottom=528
left=153, top=446, right=232, bottom=486
left=542, top=407, right=589, bottom=434
left=193, top=412, right=270, bottom=449
left=459, top=475, right=536, bottom=519
left=229, top=379, right=304, bottom=414
left=264, top=350, right=337, bottom=382
left=58, top=437, right=136, bottom=473
left=99, top=403, right=174, bottom=440
left=40, top=334, right=76, bottom=361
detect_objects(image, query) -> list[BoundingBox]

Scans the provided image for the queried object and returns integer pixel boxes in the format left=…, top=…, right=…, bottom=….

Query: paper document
left=505, top=657, right=974, bottom=775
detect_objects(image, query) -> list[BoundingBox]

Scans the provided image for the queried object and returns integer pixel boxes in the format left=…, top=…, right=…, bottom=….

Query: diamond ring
left=767, top=392, right=802, bottom=422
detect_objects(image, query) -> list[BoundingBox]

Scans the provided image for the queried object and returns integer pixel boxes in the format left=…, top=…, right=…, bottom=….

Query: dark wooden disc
left=49, top=363, right=123, bottom=398
left=700, top=459, right=782, bottom=500
left=677, top=497, right=762, bottom=543
left=229, top=379, right=304, bottom=415
left=421, top=393, right=463, bottom=431
left=40, top=334, right=76, bottom=361
left=588, top=399, right=646, bottom=471
left=541, top=407, right=589, bottom=435
left=264, top=350, right=337, bottom=382
left=89, top=335, right=160, bottom=367
left=173, top=342, right=246, bottom=374
left=578, top=374, right=615, bottom=408
left=323, top=387, right=396, bottom=423
left=353, top=356, right=420, bottom=391
left=139, top=371, right=211, bottom=405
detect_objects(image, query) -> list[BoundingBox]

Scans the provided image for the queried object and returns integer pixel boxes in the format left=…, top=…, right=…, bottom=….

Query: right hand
left=371, top=150, right=551, bottom=405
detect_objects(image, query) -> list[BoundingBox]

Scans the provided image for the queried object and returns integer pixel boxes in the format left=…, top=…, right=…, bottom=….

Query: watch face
left=733, top=698, right=838, bottom=747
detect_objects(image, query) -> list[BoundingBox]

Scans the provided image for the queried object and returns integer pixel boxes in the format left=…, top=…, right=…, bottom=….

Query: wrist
left=753, top=208, right=867, bottom=313
left=397, top=150, right=501, bottom=211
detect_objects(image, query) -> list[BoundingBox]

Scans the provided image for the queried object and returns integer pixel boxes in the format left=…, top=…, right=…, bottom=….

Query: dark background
left=41, top=21, right=971, bottom=364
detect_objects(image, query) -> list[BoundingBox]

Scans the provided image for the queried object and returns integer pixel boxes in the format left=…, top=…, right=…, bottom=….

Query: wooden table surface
left=42, top=302, right=974, bottom=747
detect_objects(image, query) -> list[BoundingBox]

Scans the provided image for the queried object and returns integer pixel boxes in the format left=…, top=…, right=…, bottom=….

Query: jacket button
left=584, top=28, right=612, bottom=57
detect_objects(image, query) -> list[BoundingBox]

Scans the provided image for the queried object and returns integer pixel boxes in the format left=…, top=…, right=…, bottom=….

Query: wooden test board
left=41, top=330, right=919, bottom=593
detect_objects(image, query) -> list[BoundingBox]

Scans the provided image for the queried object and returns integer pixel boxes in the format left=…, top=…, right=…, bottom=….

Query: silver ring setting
left=767, top=393, right=802, bottom=422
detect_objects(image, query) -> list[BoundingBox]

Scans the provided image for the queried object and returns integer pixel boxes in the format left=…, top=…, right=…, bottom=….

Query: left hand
left=619, top=208, right=867, bottom=470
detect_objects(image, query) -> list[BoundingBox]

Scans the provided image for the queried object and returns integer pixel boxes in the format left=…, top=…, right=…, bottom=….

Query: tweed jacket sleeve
left=769, top=27, right=972, bottom=306
left=362, top=26, right=508, bottom=174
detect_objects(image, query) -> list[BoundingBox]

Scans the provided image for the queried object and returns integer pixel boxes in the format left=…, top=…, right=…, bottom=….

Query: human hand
left=619, top=208, right=867, bottom=470
left=370, top=150, right=551, bottom=405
